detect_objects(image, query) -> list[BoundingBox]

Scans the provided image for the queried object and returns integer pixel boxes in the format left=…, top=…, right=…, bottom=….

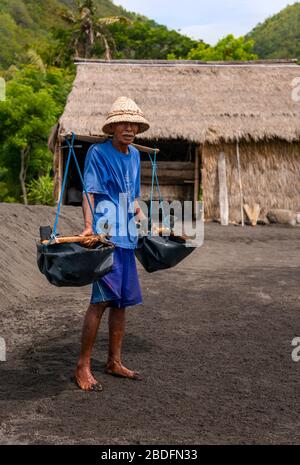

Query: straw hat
left=102, top=96, right=150, bottom=135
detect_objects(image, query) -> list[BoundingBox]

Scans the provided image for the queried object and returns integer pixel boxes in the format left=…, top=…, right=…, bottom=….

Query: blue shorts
left=90, top=247, right=142, bottom=308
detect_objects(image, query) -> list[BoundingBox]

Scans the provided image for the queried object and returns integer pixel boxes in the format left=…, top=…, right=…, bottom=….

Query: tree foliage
left=109, top=19, right=198, bottom=59
left=187, top=34, right=257, bottom=61
left=0, top=65, right=73, bottom=203
left=59, top=0, right=131, bottom=60
left=246, top=2, right=300, bottom=61
left=0, top=13, right=26, bottom=69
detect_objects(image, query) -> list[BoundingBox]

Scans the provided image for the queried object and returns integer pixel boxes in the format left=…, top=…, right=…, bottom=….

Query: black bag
left=135, top=234, right=195, bottom=273
left=36, top=134, right=114, bottom=287
left=135, top=149, right=197, bottom=273
left=37, top=240, right=114, bottom=287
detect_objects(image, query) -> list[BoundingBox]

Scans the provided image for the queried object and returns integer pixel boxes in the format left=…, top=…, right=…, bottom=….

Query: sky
left=114, top=0, right=297, bottom=44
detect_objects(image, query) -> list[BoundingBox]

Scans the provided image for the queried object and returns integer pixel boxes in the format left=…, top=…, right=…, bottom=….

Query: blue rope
left=50, top=133, right=75, bottom=241
left=48, top=132, right=95, bottom=243
left=148, top=149, right=156, bottom=236
left=148, top=151, right=169, bottom=230
left=66, top=136, right=95, bottom=225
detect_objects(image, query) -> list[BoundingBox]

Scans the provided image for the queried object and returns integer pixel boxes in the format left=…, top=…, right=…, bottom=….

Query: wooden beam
left=193, top=146, right=200, bottom=219
left=59, top=133, right=159, bottom=155
left=53, top=142, right=62, bottom=205
left=57, top=145, right=63, bottom=205
left=141, top=169, right=194, bottom=180
left=141, top=161, right=194, bottom=171
left=218, top=152, right=229, bottom=226
left=236, top=141, right=244, bottom=227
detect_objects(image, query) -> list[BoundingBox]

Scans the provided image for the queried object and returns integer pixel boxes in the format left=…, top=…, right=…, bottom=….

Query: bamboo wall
left=202, top=140, right=300, bottom=222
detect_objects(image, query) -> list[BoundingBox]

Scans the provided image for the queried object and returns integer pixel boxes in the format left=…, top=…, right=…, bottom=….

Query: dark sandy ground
left=0, top=202, right=299, bottom=444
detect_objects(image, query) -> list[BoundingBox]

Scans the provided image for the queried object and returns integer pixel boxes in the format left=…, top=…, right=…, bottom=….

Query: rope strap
left=50, top=135, right=166, bottom=243
left=148, top=151, right=170, bottom=234
left=49, top=132, right=95, bottom=242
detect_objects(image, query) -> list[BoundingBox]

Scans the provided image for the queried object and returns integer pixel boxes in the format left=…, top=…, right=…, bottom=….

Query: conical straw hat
left=102, top=96, right=150, bottom=135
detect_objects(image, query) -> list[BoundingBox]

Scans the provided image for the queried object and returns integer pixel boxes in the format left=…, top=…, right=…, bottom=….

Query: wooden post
left=236, top=141, right=244, bottom=227
left=53, top=142, right=61, bottom=204
left=57, top=144, right=63, bottom=205
left=218, top=151, right=229, bottom=226
left=193, top=146, right=200, bottom=219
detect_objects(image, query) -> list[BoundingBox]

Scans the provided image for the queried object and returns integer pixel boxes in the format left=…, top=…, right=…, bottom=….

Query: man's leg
left=75, top=302, right=109, bottom=390
left=105, top=307, right=142, bottom=379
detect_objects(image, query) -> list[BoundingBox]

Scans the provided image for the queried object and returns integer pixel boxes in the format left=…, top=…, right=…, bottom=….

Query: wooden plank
left=218, top=152, right=229, bottom=226
left=57, top=145, right=63, bottom=205
left=141, top=170, right=194, bottom=180
left=74, top=58, right=298, bottom=65
left=141, top=161, right=194, bottom=171
left=142, top=179, right=194, bottom=186
left=194, top=146, right=200, bottom=219
left=236, top=141, right=245, bottom=227
left=244, top=203, right=261, bottom=226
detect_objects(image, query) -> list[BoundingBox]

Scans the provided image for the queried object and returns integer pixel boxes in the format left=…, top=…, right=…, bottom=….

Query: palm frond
left=97, top=16, right=132, bottom=26
left=26, top=49, right=46, bottom=73
left=60, top=9, right=77, bottom=24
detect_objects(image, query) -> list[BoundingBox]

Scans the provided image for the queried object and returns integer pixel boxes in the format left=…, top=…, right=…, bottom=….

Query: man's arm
left=134, top=198, right=160, bottom=233
left=80, top=192, right=95, bottom=236
left=134, top=198, right=146, bottom=223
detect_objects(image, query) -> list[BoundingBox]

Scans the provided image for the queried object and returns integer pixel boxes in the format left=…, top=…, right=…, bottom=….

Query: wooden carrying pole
left=41, top=229, right=190, bottom=245
left=56, top=135, right=160, bottom=203
left=41, top=234, right=111, bottom=245
left=59, top=134, right=160, bottom=155
left=236, top=141, right=244, bottom=227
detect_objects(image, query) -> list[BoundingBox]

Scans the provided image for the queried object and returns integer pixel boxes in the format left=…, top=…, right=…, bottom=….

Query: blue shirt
left=82, top=140, right=141, bottom=249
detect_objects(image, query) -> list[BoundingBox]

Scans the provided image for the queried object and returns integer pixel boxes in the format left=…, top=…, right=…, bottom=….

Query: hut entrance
left=137, top=138, right=198, bottom=211
left=60, top=139, right=91, bottom=206
left=60, top=138, right=200, bottom=215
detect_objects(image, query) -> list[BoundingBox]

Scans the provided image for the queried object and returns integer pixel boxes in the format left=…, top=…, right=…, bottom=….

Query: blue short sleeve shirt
left=83, top=140, right=141, bottom=249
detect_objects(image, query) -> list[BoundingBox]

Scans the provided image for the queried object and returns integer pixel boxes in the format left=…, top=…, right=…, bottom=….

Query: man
left=75, top=96, right=149, bottom=391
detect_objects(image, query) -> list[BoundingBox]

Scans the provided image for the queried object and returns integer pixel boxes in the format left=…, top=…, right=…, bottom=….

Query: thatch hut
left=50, top=59, right=300, bottom=223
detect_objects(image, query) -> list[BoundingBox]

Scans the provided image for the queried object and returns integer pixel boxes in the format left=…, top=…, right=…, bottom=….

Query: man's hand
left=137, top=218, right=170, bottom=236
left=152, top=224, right=171, bottom=235
left=79, top=226, right=93, bottom=237
left=78, top=225, right=113, bottom=248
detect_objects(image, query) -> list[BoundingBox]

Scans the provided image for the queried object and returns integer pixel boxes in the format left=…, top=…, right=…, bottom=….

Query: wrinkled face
left=111, top=122, right=139, bottom=145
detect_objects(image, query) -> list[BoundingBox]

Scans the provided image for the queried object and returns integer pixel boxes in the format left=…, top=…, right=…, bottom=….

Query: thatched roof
left=58, top=59, right=300, bottom=144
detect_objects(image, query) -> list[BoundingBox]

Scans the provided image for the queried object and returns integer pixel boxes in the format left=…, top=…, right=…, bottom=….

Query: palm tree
left=60, top=0, right=131, bottom=60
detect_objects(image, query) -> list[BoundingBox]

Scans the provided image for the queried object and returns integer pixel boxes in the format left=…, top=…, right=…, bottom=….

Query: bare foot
left=75, top=364, right=102, bottom=391
left=105, top=360, right=143, bottom=380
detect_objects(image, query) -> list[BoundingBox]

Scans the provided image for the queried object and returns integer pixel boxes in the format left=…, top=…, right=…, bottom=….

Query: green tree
left=187, top=34, right=257, bottom=61
left=109, top=19, right=198, bottom=59
left=27, top=167, right=55, bottom=206
left=0, top=13, right=25, bottom=69
left=246, top=3, right=300, bottom=61
left=0, top=64, right=73, bottom=203
left=60, top=0, right=131, bottom=60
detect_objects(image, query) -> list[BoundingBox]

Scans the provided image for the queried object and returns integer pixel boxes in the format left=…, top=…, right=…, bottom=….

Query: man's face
left=112, top=122, right=139, bottom=145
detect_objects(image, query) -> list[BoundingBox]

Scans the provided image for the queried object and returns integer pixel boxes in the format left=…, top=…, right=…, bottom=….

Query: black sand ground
left=0, top=203, right=299, bottom=444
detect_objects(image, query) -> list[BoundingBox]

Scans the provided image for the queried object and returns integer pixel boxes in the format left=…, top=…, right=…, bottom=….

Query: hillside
left=0, top=0, right=196, bottom=68
left=0, top=0, right=129, bottom=68
left=246, top=2, right=300, bottom=60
